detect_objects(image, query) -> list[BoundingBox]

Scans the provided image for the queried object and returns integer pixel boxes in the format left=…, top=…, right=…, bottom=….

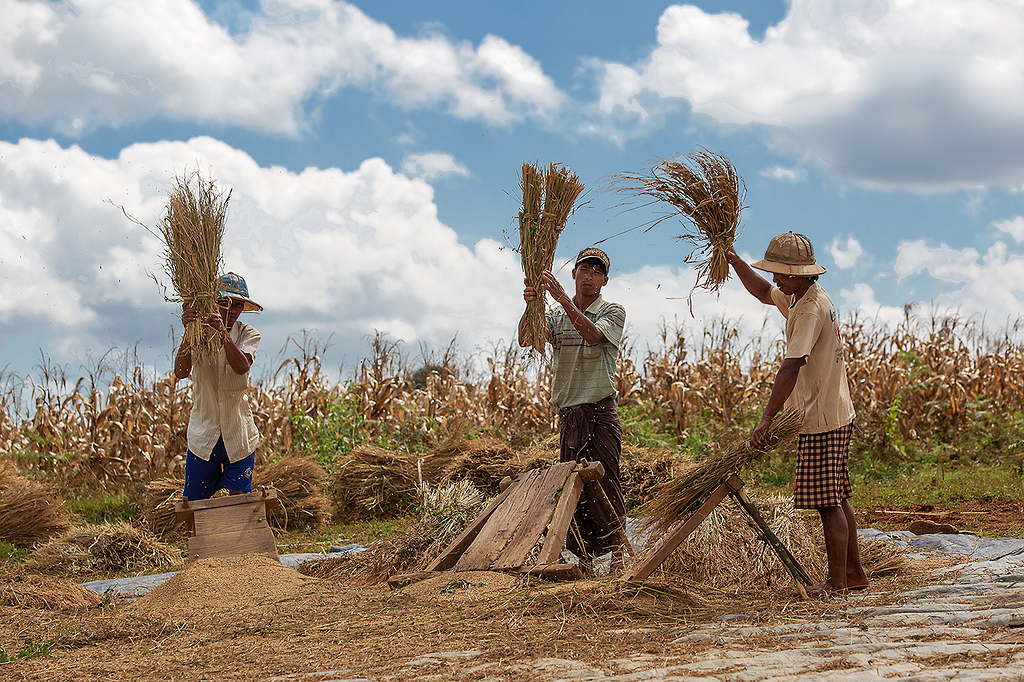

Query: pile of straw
left=638, top=408, right=802, bottom=538
left=160, top=170, right=230, bottom=357
left=615, top=149, right=744, bottom=293
left=331, top=446, right=420, bottom=521
left=0, top=462, right=70, bottom=548
left=0, top=572, right=102, bottom=610
left=27, top=522, right=183, bottom=575
left=657, top=494, right=825, bottom=591
left=518, top=162, right=586, bottom=354
left=256, top=456, right=329, bottom=530
left=301, top=480, right=485, bottom=584
left=142, top=476, right=184, bottom=540
left=429, top=436, right=550, bottom=494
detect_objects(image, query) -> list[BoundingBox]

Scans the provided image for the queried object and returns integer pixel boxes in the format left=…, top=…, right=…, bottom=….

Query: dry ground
left=0, top=560, right=956, bottom=682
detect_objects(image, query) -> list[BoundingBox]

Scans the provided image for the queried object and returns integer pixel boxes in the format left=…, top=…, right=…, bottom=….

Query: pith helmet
left=751, top=232, right=827, bottom=276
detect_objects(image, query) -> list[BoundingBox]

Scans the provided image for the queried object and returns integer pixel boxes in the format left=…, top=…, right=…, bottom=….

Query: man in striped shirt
left=520, top=247, right=627, bottom=572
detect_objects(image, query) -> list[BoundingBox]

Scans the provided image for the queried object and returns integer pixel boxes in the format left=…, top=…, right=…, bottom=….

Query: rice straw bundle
left=160, top=170, right=230, bottom=357
left=638, top=408, right=802, bottom=538
left=518, top=162, right=586, bottom=354
left=615, top=149, right=745, bottom=293
left=0, top=463, right=70, bottom=548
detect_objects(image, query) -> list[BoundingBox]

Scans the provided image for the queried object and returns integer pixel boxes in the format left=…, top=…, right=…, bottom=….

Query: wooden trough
left=175, top=488, right=281, bottom=564
left=388, top=459, right=621, bottom=589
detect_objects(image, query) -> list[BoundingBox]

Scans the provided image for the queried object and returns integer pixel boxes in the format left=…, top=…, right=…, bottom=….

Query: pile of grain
left=133, top=554, right=312, bottom=619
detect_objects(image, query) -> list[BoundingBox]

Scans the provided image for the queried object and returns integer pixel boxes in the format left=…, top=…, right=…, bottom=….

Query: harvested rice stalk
left=331, top=446, right=419, bottom=521
left=518, top=162, right=586, bottom=354
left=615, top=149, right=745, bottom=294
left=160, top=170, right=230, bottom=357
left=301, top=480, right=485, bottom=584
left=27, top=522, right=184, bottom=576
left=638, top=408, right=802, bottom=538
left=0, top=463, right=70, bottom=548
left=256, top=456, right=329, bottom=530
left=142, top=477, right=185, bottom=539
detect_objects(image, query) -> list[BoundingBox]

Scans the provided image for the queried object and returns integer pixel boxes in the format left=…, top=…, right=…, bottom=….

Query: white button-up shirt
left=185, top=321, right=262, bottom=462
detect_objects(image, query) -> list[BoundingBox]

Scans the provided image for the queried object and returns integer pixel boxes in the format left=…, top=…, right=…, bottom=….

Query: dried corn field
left=1, top=312, right=1023, bottom=491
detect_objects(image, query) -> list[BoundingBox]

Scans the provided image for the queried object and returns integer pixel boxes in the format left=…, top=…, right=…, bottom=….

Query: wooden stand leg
left=584, top=480, right=635, bottom=557
left=730, top=486, right=812, bottom=599
left=622, top=477, right=736, bottom=581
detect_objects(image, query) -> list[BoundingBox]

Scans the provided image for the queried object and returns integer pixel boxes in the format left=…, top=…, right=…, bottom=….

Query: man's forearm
left=222, top=334, right=252, bottom=374
left=559, top=298, right=604, bottom=345
left=727, top=251, right=773, bottom=304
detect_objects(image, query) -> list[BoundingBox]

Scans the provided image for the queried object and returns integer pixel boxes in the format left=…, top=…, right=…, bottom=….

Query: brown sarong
left=559, top=396, right=626, bottom=558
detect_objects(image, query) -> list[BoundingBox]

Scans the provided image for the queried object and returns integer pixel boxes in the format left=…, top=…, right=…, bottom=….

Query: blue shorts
left=183, top=437, right=255, bottom=501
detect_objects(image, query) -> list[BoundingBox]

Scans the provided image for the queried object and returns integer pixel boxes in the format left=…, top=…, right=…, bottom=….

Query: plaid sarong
left=558, top=396, right=626, bottom=558
left=793, top=422, right=854, bottom=509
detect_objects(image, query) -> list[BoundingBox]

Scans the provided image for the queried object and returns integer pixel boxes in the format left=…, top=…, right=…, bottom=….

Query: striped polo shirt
left=546, top=295, right=626, bottom=409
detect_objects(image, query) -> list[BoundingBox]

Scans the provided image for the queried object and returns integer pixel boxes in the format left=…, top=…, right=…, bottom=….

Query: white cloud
left=761, top=165, right=805, bottom=183
left=0, top=136, right=527, bottom=371
left=401, top=153, right=470, bottom=181
left=592, top=0, right=1024, bottom=188
left=894, top=239, right=1024, bottom=318
left=995, top=216, right=1024, bottom=243
left=1, top=0, right=567, bottom=135
left=829, top=236, right=864, bottom=269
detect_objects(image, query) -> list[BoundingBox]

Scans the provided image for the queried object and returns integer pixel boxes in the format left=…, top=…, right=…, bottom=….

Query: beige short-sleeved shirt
left=771, top=284, right=855, bottom=434
left=186, top=321, right=262, bottom=462
left=547, top=296, right=625, bottom=409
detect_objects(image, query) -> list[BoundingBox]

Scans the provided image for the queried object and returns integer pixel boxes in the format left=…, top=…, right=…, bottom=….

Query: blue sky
left=3, top=0, right=1024, bottom=383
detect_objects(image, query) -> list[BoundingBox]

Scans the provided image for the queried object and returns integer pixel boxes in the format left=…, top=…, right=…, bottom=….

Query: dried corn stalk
left=518, top=162, right=586, bottom=355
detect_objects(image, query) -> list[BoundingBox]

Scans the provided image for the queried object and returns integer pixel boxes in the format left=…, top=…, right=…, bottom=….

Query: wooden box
left=174, top=489, right=280, bottom=563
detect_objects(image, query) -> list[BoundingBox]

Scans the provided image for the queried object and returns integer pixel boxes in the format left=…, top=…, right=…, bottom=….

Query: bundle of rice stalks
left=142, top=476, right=184, bottom=539
left=331, top=446, right=419, bottom=521
left=256, top=456, right=329, bottom=530
left=859, top=536, right=910, bottom=578
left=26, top=522, right=184, bottom=576
left=301, top=479, right=485, bottom=584
left=657, top=494, right=825, bottom=592
left=638, top=408, right=802, bottom=538
left=0, top=572, right=102, bottom=610
left=0, top=463, right=70, bottom=548
left=159, top=170, right=229, bottom=357
left=423, top=435, right=522, bottom=494
left=615, top=149, right=744, bottom=293
left=517, top=161, right=586, bottom=354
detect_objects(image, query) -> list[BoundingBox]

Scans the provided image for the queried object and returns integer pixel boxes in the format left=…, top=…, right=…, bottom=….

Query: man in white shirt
left=174, top=272, right=262, bottom=501
left=727, top=233, right=868, bottom=596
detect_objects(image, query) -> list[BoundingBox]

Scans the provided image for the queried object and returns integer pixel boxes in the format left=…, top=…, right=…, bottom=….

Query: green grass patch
left=64, top=491, right=135, bottom=524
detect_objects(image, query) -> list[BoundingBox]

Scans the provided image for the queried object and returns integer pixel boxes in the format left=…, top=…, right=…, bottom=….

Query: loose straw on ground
left=160, top=170, right=230, bottom=357
left=518, top=162, right=586, bottom=354
left=614, top=148, right=744, bottom=295
left=638, top=408, right=802, bottom=538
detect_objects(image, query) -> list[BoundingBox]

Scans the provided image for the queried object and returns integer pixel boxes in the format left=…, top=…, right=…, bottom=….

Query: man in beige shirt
left=174, top=272, right=262, bottom=501
left=727, top=233, right=867, bottom=596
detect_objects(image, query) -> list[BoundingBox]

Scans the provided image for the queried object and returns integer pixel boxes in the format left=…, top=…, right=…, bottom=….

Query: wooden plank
left=388, top=571, right=437, bottom=590
left=519, top=563, right=582, bottom=581
left=187, top=527, right=280, bottom=563
left=493, top=462, right=576, bottom=570
left=424, top=476, right=522, bottom=572
left=455, top=469, right=545, bottom=571
left=535, top=472, right=585, bottom=565
left=622, top=479, right=734, bottom=581
left=193, top=500, right=268, bottom=536
left=175, top=489, right=279, bottom=524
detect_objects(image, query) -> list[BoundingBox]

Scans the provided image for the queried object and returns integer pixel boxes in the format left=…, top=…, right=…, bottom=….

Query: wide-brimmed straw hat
left=217, top=272, right=263, bottom=312
left=752, top=232, right=827, bottom=276
left=575, top=247, right=610, bottom=274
